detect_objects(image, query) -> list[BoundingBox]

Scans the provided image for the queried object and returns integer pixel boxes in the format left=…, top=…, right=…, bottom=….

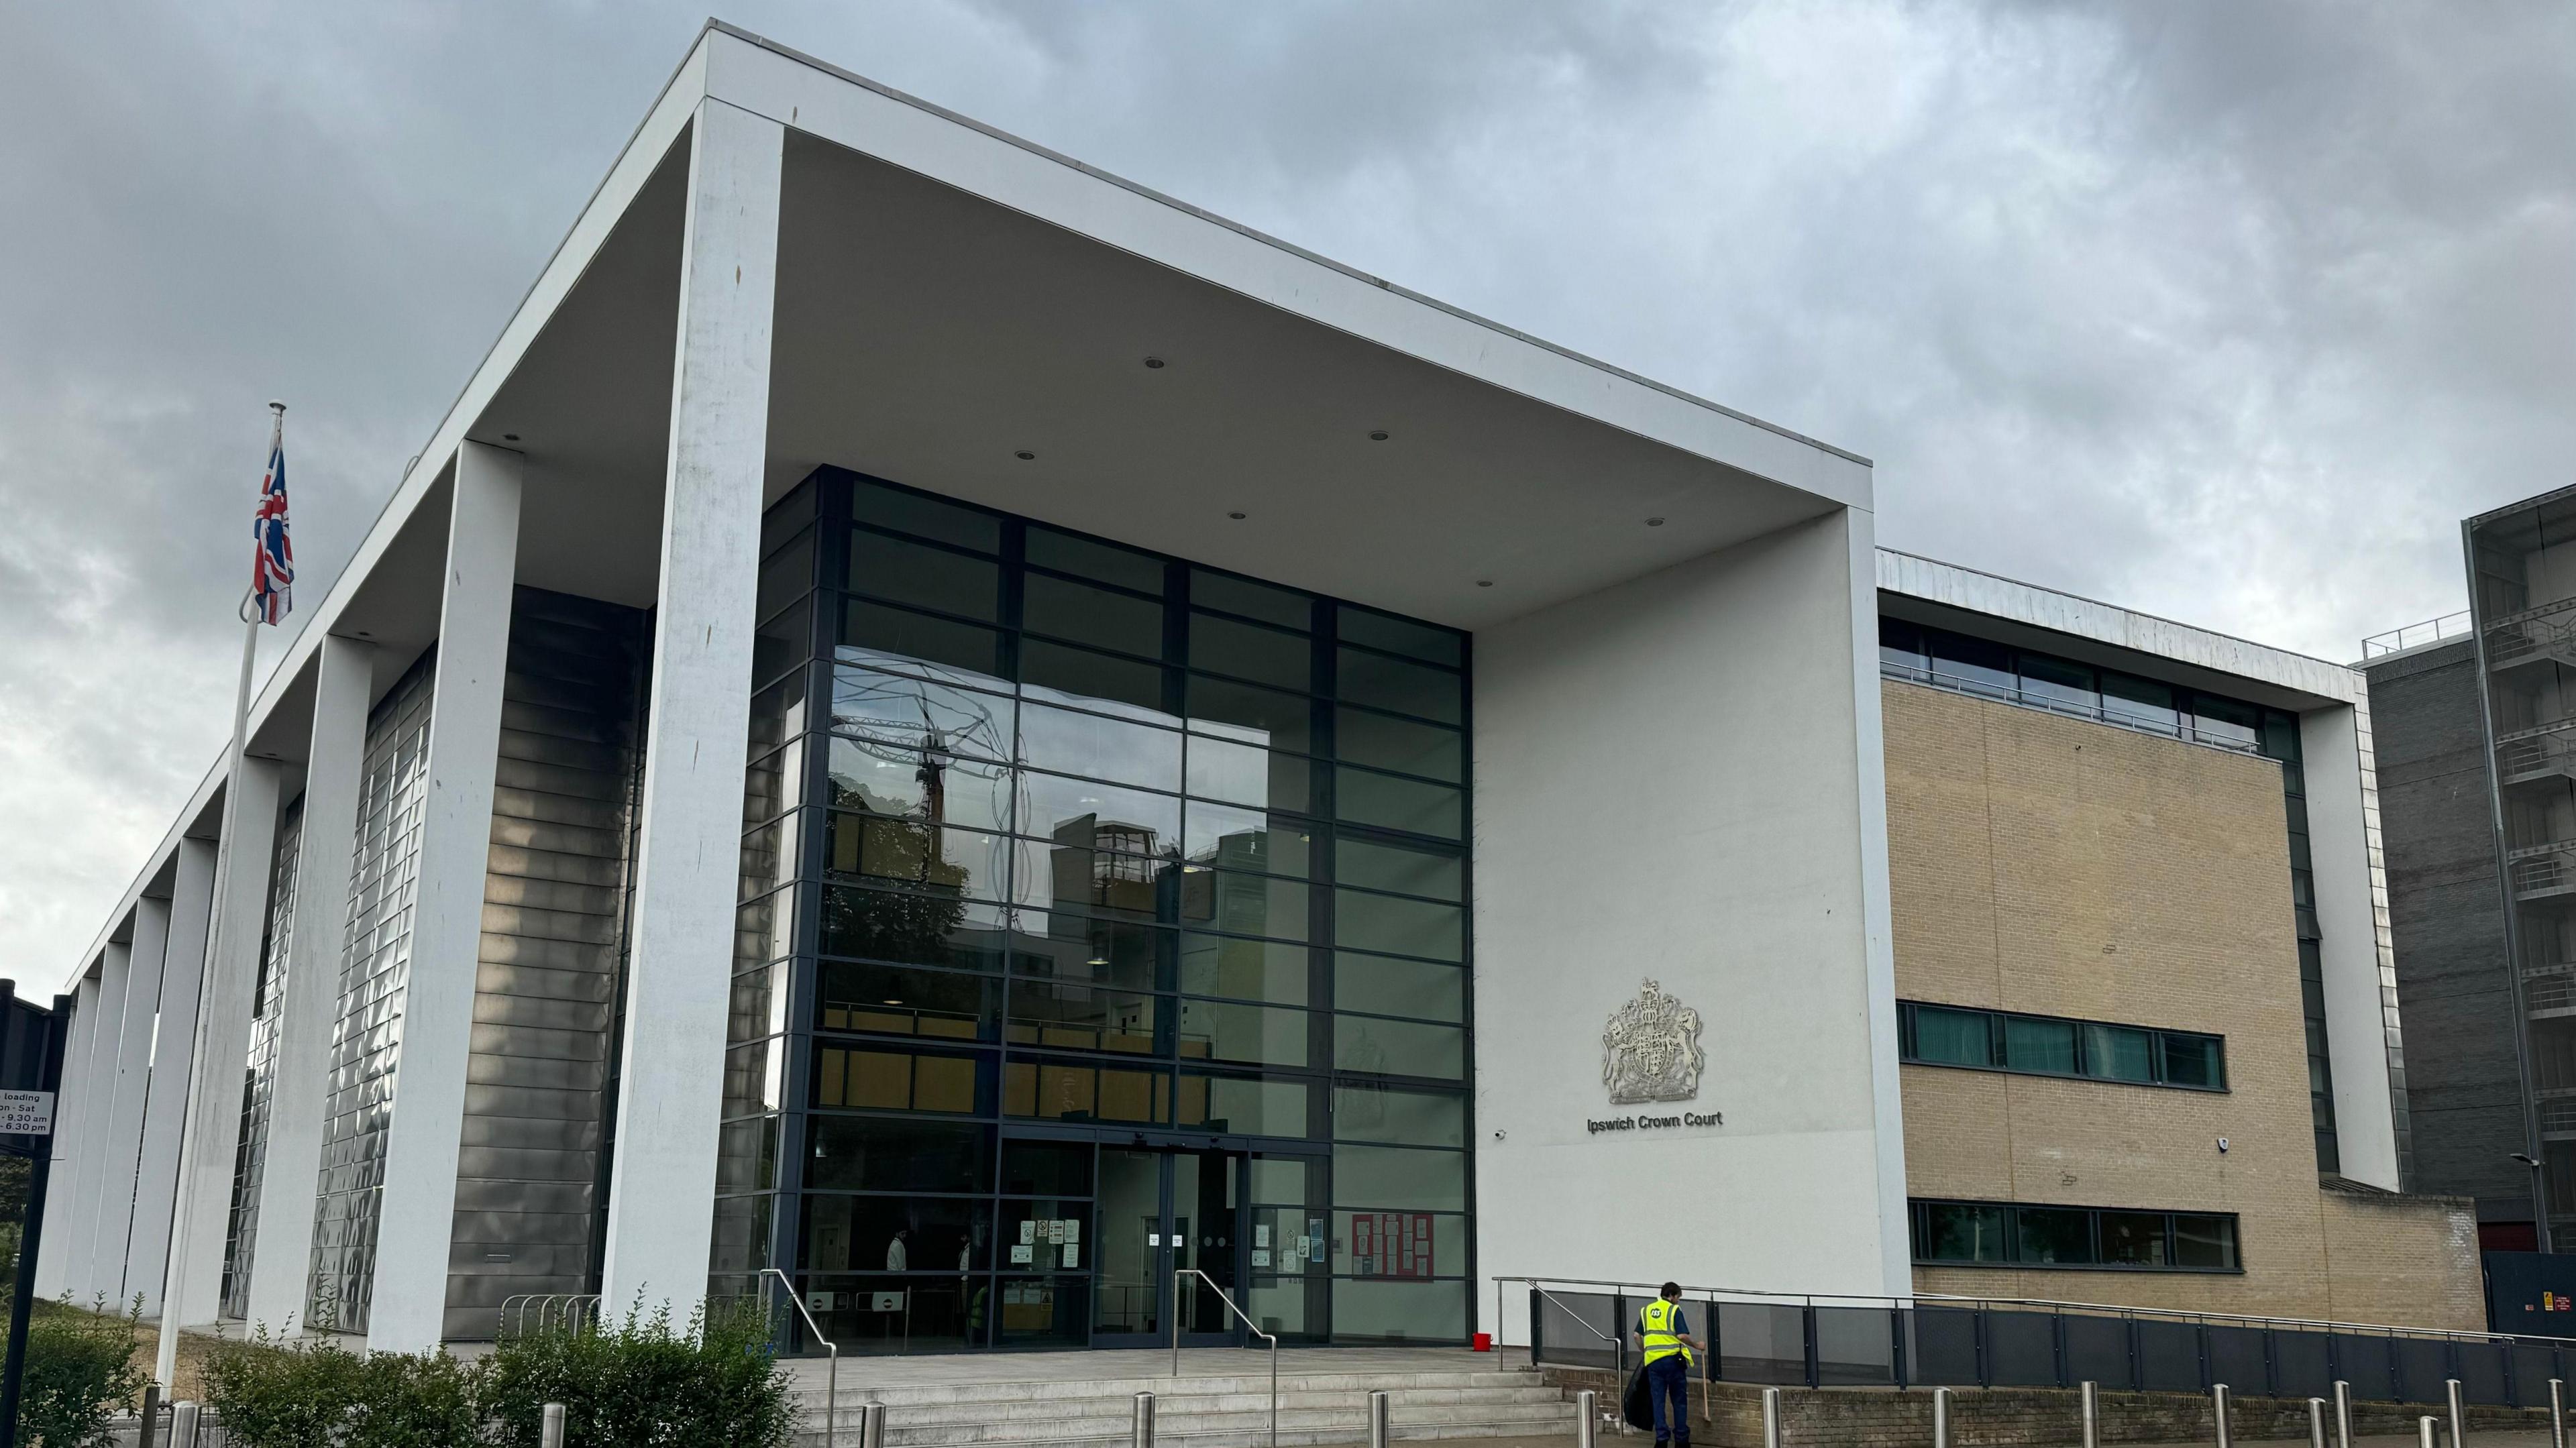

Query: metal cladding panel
left=307, top=651, right=439, bottom=1335
left=220, top=799, right=303, bottom=1320
left=444, top=588, right=648, bottom=1337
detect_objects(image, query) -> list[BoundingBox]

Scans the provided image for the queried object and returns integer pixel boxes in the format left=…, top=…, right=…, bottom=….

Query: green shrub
left=16, top=1297, right=145, bottom=1447
left=480, top=1301, right=796, bottom=1448
left=200, top=1330, right=370, bottom=1448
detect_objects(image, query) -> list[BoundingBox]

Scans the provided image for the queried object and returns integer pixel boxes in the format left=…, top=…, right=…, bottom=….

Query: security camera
left=2216, top=1137, right=2230, bottom=1154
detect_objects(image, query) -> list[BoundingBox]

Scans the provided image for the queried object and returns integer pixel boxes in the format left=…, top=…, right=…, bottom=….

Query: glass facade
left=1897, top=1001, right=2226, bottom=1090
left=221, top=798, right=304, bottom=1319
left=307, top=651, right=437, bottom=1333
left=1880, top=617, right=2339, bottom=1170
left=721, top=469, right=1474, bottom=1349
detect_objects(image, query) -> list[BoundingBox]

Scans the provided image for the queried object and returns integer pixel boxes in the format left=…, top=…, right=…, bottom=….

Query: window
left=1911, top=1199, right=2239, bottom=1273
left=1898, top=1002, right=2226, bottom=1091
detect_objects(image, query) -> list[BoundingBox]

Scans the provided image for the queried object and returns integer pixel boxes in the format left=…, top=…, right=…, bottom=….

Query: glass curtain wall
left=221, top=798, right=305, bottom=1318
left=716, top=467, right=1474, bottom=1349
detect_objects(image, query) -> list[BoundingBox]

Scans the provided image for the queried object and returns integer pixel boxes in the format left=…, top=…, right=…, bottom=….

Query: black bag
left=1621, top=1357, right=1654, bottom=1431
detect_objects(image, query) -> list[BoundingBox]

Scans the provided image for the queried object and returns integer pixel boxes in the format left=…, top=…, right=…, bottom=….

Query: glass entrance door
left=1091, top=1146, right=1244, bottom=1347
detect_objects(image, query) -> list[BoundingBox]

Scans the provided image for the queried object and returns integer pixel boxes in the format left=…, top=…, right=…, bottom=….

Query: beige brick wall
left=1884, top=679, right=2481, bottom=1330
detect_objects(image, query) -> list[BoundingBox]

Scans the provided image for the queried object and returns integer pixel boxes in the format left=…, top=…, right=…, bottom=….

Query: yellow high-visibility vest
left=1640, top=1297, right=1692, bottom=1366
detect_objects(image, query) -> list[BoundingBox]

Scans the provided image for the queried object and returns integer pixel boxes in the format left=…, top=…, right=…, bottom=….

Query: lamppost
left=2513, top=1153, right=2554, bottom=1254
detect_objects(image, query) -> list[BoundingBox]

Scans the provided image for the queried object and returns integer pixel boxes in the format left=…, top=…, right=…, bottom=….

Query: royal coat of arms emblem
left=1601, top=979, right=1706, bottom=1105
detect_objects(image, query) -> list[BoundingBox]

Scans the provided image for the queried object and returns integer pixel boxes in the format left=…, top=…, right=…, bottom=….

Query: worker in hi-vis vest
left=1631, top=1282, right=1706, bottom=1447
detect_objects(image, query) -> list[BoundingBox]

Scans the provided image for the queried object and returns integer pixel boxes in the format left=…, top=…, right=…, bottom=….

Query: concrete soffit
left=65, top=19, right=1878, bottom=989
left=1877, top=548, right=2364, bottom=712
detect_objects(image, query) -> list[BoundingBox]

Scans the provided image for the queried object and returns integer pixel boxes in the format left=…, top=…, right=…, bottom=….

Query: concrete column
left=64, top=943, right=131, bottom=1301
left=127, top=836, right=216, bottom=1319
left=161, top=759, right=282, bottom=1331
left=246, top=635, right=373, bottom=1329
left=33, top=974, right=101, bottom=1300
left=364, top=443, right=519, bottom=1353
left=599, top=98, right=782, bottom=1318
left=95, top=900, right=171, bottom=1304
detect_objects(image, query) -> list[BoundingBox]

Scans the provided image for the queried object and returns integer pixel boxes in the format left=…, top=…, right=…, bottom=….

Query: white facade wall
left=95, top=900, right=170, bottom=1302
left=598, top=97, right=784, bottom=1319
left=2303, top=704, right=2406, bottom=1191
left=1472, top=508, right=1906, bottom=1347
left=128, top=836, right=217, bottom=1318
left=35, top=976, right=101, bottom=1300
left=366, top=445, right=523, bottom=1354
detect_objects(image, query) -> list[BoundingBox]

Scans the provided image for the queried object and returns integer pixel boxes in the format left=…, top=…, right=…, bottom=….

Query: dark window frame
left=1909, top=1197, right=2243, bottom=1274
left=1897, top=1000, right=2227, bottom=1091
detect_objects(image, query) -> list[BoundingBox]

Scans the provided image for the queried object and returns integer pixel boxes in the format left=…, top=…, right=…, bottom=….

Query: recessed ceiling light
left=1087, top=956, right=1110, bottom=967
left=1228, top=511, right=1248, bottom=520
left=1015, top=450, right=1036, bottom=461
left=1143, top=356, right=1167, bottom=370
left=1368, top=430, right=1390, bottom=442
left=502, top=433, right=521, bottom=443
left=1476, top=580, right=1494, bottom=588
left=1646, top=516, right=1666, bottom=527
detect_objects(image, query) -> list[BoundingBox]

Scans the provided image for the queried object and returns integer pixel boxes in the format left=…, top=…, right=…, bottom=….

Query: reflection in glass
left=832, top=666, right=1014, bottom=761
left=1176, top=1074, right=1309, bottom=1135
left=1022, top=641, right=1167, bottom=719
left=2015, top=1207, right=2094, bottom=1264
left=1185, top=732, right=1309, bottom=811
left=1018, top=702, right=1183, bottom=792
left=843, top=600, right=1005, bottom=679
left=1177, top=999, right=1309, bottom=1066
left=828, top=738, right=1012, bottom=833
left=1916, top=1202, right=2008, bottom=1262
left=1006, top=981, right=1161, bottom=1054
left=827, top=815, right=1012, bottom=903
left=1019, top=773, right=1181, bottom=854
left=817, top=961, right=996, bottom=1040
left=1334, top=889, right=1461, bottom=960
left=847, top=528, right=1002, bottom=621
left=1181, top=872, right=1308, bottom=942
left=1180, top=934, right=1310, bottom=1005
left=818, top=888, right=1012, bottom=972
left=1188, top=675, right=1313, bottom=755
left=1185, top=801, right=1310, bottom=876
left=1332, top=838, right=1461, bottom=902
left=1336, top=767, right=1463, bottom=840
left=1012, top=918, right=1171, bottom=993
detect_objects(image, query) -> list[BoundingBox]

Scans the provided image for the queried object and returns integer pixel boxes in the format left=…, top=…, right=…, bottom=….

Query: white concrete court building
left=42, top=20, right=1917, bottom=1355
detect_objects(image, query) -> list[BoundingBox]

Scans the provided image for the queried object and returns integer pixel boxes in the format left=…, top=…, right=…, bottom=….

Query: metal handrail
left=763, top=1268, right=841, bottom=1448
left=1526, top=1281, right=1627, bottom=1435
left=1171, top=1268, right=1279, bottom=1447
left=1497, top=1274, right=2576, bottom=1349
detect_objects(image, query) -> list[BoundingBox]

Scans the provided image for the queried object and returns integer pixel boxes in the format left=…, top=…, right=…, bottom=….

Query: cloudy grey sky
left=2, top=1, right=2570, bottom=977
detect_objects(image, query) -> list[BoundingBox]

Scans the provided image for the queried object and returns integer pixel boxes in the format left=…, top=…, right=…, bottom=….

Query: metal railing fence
left=1507, top=1277, right=2576, bottom=1409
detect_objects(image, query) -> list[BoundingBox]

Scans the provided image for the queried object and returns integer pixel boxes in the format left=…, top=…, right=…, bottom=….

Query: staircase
left=791, top=1361, right=1578, bottom=1448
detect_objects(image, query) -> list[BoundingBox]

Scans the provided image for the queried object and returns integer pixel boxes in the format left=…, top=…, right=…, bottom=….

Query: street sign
left=0, top=1092, right=53, bottom=1137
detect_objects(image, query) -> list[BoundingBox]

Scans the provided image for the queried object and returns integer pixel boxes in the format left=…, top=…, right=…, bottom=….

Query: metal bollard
left=1132, top=1391, right=1156, bottom=1448
left=169, top=1401, right=199, bottom=1448
left=2420, top=1416, right=2439, bottom=1448
left=138, top=1382, right=160, bottom=1448
left=1368, top=1389, right=1392, bottom=1448
left=2082, top=1380, right=2100, bottom=1448
left=2308, top=1397, right=2328, bottom=1448
left=1577, top=1389, right=1600, bottom=1448
left=2553, top=1379, right=2568, bottom=1448
left=2213, top=1383, right=2234, bottom=1448
left=2336, top=1381, right=2355, bottom=1448
left=1933, top=1386, right=1953, bottom=1448
left=861, top=1401, right=887, bottom=1448
left=542, top=1401, right=568, bottom=1448
left=1762, top=1386, right=1782, bottom=1448
left=2449, top=1378, right=2467, bottom=1447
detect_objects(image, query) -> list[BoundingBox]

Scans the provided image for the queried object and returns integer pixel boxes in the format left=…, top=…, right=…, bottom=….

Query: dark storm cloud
left=1, top=1, right=2567, bottom=974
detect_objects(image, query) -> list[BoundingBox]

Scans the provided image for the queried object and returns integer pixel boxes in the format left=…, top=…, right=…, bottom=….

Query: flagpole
left=155, top=400, right=283, bottom=1390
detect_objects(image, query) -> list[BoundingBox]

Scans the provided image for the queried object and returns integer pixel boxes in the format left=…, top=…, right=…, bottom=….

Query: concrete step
left=795, top=1409, right=1581, bottom=1448
left=804, top=1386, right=1569, bottom=1425
left=861, top=1402, right=1576, bottom=1439
left=794, top=1370, right=1546, bottom=1406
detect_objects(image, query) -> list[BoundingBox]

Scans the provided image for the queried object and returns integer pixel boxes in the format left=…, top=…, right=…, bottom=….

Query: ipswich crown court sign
left=1588, top=979, right=1722, bottom=1135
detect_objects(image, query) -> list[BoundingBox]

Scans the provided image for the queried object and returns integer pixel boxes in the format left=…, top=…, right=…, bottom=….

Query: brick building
left=1878, top=552, right=2483, bottom=1329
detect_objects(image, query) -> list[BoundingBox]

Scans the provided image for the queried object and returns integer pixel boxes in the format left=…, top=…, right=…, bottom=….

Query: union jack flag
left=251, top=410, right=292, bottom=625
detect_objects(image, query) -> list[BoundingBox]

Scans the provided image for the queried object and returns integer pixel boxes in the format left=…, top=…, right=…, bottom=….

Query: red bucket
left=1472, top=1331, right=1494, bottom=1353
